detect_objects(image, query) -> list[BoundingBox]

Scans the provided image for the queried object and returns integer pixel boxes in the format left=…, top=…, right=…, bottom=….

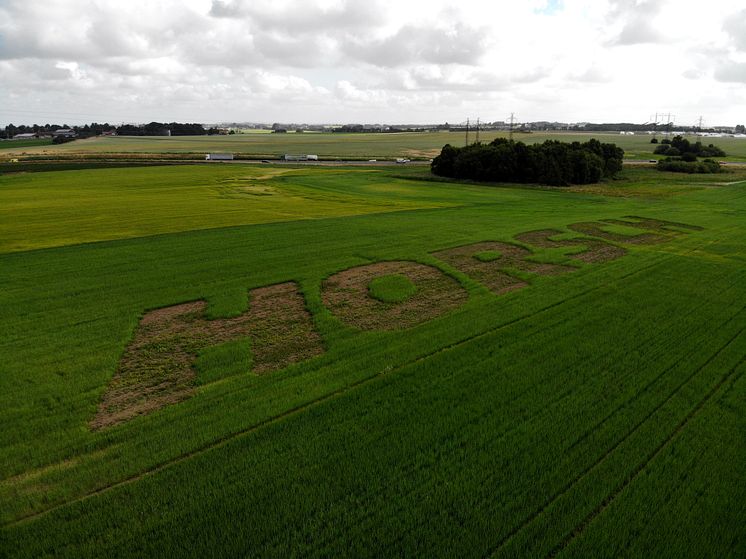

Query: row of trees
left=115, top=122, right=219, bottom=136
left=2, top=122, right=221, bottom=138
left=332, top=124, right=428, bottom=133
left=431, top=138, right=624, bottom=186
left=3, top=123, right=116, bottom=139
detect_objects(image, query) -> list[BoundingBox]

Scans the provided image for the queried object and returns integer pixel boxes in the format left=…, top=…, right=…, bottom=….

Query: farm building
left=13, top=133, right=38, bottom=140
left=205, top=153, right=234, bottom=161
left=283, top=154, right=318, bottom=161
left=53, top=129, right=77, bottom=139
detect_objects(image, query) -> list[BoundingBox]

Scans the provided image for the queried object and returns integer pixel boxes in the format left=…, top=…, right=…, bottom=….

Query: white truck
left=283, top=154, right=319, bottom=161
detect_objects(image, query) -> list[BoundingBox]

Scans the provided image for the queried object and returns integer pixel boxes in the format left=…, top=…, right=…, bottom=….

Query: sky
left=1, top=0, right=745, bottom=127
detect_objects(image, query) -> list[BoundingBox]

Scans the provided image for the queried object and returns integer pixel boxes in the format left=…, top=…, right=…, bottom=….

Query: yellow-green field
left=0, top=166, right=457, bottom=253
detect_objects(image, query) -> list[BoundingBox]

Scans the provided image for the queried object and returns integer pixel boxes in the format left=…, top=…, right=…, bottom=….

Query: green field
left=4, top=131, right=746, bottom=161
left=1, top=163, right=745, bottom=557
left=0, top=139, right=53, bottom=151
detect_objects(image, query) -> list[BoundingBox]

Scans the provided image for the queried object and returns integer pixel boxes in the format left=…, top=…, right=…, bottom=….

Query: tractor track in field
left=0, top=255, right=682, bottom=529
left=566, top=275, right=746, bottom=454
left=546, top=353, right=746, bottom=558
left=483, top=307, right=746, bottom=558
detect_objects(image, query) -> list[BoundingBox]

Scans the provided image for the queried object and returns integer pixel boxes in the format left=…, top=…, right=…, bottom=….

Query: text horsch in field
left=92, top=216, right=702, bottom=428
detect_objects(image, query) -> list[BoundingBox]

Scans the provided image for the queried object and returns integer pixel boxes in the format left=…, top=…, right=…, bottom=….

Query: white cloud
left=607, top=0, right=666, bottom=45
left=341, top=22, right=490, bottom=67
left=723, top=9, right=746, bottom=51
left=0, top=0, right=744, bottom=126
left=715, top=62, right=746, bottom=83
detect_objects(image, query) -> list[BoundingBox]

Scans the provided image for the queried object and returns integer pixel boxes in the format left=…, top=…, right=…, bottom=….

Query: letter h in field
left=92, top=282, right=323, bottom=430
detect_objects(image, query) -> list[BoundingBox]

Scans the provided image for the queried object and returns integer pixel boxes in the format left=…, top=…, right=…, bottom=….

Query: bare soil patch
left=568, top=216, right=702, bottom=245
left=608, top=216, right=703, bottom=233
left=248, top=282, right=324, bottom=374
left=567, top=221, right=665, bottom=244
left=91, top=282, right=322, bottom=430
left=515, top=229, right=627, bottom=263
left=432, top=241, right=575, bottom=295
left=322, top=261, right=467, bottom=330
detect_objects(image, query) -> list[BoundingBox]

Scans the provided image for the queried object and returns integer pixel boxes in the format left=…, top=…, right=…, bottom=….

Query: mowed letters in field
left=1, top=162, right=745, bottom=558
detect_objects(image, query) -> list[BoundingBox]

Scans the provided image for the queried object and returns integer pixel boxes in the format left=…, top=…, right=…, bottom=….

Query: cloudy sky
left=1, top=0, right=745, bottom=126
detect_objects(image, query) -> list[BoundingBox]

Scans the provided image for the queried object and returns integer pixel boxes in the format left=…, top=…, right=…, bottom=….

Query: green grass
left=3, top=131, right=745, bottom=162
left=0, top=161, right=181, bottom=174
left=1, top=164, right=744, bottom=557
left=474, top=250, right=502, bottom=262
left=0, top=139, right=52, bottom=150
left=195, top=339, right=252, bottom=386
left=368, top=274, right=418, bottom=303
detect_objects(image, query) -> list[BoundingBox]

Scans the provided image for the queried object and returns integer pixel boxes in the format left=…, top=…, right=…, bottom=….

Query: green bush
left=656, top=157, right=722, bottom=173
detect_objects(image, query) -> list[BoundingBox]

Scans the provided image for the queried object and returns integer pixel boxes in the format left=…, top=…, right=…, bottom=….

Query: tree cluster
left=653, top=135, right=726, bottom=174
left=431, top=138, right=624, bottom=186
left=115, top=122, right=219, bottom=136
left=653, top=135, right=725, bottom=158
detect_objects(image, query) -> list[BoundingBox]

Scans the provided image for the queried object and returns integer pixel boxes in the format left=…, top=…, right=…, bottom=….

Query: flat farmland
left=1, top=163, right=745, bottom=557
left=5, top=130, right=746, bottom=161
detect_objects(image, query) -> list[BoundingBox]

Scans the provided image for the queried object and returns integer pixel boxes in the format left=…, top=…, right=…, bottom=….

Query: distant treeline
left=431, top=138, right=624, bottom=186
left=332, top=124, right=430, bottom=133
left=571, top=123, right=665, bottom=132
left=3, top=123, right=115, bottom=138
left=2, top=122, right=219, bottom=138
left=115, top=122, right=219, bottom=136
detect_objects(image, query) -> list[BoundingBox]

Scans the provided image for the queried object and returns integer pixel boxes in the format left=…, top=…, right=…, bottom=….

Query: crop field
left=0, top=139, right=52, bottom=151
left=4, top=130, right=746, bottom=162
left=1, top=163, right=745, bottom=557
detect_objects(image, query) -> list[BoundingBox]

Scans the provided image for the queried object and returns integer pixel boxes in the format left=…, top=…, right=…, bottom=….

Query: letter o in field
left=322, top=261, right=467, bottom=330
